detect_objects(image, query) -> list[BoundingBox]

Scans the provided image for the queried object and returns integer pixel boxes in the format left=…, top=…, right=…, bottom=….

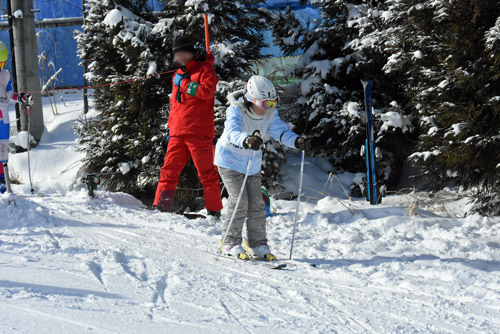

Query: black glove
left=243, top=136, right=263, bottom=151
left=19, top=93, right=34, bottom=106
left=295, top=137, right=310, bottom=151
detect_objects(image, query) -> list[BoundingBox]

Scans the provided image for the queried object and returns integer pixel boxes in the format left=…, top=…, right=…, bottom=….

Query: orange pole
left=204, top=14, right=210, bottom=53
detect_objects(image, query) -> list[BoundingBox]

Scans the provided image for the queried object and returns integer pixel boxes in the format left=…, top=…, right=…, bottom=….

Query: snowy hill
left=1, top=95, right=500, bottom=333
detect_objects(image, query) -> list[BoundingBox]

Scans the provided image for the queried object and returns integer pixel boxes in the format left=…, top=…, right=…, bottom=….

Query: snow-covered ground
left=1, top=94, right=500, bottom=333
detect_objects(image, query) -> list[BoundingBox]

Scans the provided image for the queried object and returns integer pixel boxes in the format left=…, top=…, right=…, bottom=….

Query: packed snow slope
left=1, top=94, right=500, bottom=333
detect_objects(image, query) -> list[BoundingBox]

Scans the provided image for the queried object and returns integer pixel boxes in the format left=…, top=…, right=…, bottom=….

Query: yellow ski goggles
left=244, top=89, right=279, bottom=110
left=0, top=61, right=6, bottom=70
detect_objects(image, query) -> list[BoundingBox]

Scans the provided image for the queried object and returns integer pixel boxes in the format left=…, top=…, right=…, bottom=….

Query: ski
left=361, top=80, right=379, bottom=205
left=125, top=202, right=209, bottom=220
left=246, top=257, right=287, bottom=270
left=198, top=248, right=288, bottom=270
left=261, top=262, right=287, bottom=270
left=181, top=213, right=207, bottom=220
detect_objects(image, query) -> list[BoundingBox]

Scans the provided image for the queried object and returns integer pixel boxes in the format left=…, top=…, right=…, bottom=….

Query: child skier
left=214, top=75, right=308, bottom=260
left=0, top=41, right=34, bottom=194
left=153, top=36, right=223, bottom=218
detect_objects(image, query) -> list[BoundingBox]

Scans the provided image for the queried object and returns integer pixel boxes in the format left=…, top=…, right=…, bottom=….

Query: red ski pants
left=153, top=135, right=223, bottom=211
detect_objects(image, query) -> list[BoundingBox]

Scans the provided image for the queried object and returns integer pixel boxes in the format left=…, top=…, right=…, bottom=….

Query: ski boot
left=246, top=242, right=276, bottom=261
left=206, top=210, right=221, bottom=224
left=222, top=243, right=249, bottom=260
left=155, top=190, right=176, bottom=212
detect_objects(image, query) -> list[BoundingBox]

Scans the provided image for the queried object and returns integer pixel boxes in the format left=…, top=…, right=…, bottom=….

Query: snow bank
left=7, top=92, right=86, bottom=195
left=278, top=153, right=352, bottom=200
left=13, top=131, right=36, bottom=149
left=278, top=197, right=499, bottom=263
left=89, top=190, right=145, bottom=209
left=0, top=194, right=51, bottom=229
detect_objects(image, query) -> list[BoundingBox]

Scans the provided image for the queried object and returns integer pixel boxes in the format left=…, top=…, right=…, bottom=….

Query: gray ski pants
left=219, top=167, right=267, bottom=248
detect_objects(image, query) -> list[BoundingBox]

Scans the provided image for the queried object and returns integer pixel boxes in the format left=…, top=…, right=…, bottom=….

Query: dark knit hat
left=172, top=36, right=196, bottom=54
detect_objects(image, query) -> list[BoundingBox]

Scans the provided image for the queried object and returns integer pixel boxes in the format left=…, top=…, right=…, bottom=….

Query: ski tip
left=270, top=263, right=287, bottom=270
left=182, top=213, right=207, bottom=220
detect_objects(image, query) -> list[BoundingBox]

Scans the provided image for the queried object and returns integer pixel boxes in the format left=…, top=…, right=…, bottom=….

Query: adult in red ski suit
left=153, top=36, right=222, bottom=216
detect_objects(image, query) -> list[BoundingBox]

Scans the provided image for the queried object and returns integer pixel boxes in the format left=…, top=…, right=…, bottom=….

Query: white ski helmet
left=244, top=75, right=279, bottom=109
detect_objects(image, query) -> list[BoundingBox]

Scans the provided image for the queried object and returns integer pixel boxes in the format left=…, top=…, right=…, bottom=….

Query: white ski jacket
left=214, top=90, right=299, bottom=175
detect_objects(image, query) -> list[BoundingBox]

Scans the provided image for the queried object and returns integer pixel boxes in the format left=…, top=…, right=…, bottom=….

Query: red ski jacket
left=168, top=52, right=218, bottom=138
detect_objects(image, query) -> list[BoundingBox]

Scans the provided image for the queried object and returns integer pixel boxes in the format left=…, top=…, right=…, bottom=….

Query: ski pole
left=204, top=14, right=210, bottom=53
left=217, top=150, right=255, bottom=259
left=27, top=106, right=34, bottom=194
left=289, top=149, right=305, bottom=260
left=217, top=130, right=261, bottom=259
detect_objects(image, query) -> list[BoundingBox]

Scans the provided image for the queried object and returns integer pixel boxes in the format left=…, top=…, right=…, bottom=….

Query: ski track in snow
left=1, top=190, right=499, bottom=333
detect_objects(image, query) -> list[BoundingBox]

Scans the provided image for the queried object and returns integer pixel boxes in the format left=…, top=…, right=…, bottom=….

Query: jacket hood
left=227, top=89, right=245, bottom=106
left=192, top=50, right=214, bottom=66
left=179, top=50, right=214, bottom=72
left=202, top=51, right=215, bottom=65
left=227, top=89, right=266, bottom=120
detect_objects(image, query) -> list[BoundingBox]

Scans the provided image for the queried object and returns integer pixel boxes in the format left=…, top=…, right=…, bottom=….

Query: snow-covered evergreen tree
left=482, top=15, right=500, bottom=214
left=76, top=0, right=275, bottom=206
left=158, top=0, right=270, bottom=81
left=383, top=0, right=500, bottom=214
left=75, top=0, right=169, bottom=196
left=156, top=0, right=271, bottom=129
left=273, top=1, right=415, bottom=192
left=155, top=0, right=283, bottom=190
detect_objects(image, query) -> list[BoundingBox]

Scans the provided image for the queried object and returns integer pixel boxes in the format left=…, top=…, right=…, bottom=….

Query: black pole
left=6, top=0, right=21, bottom=132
